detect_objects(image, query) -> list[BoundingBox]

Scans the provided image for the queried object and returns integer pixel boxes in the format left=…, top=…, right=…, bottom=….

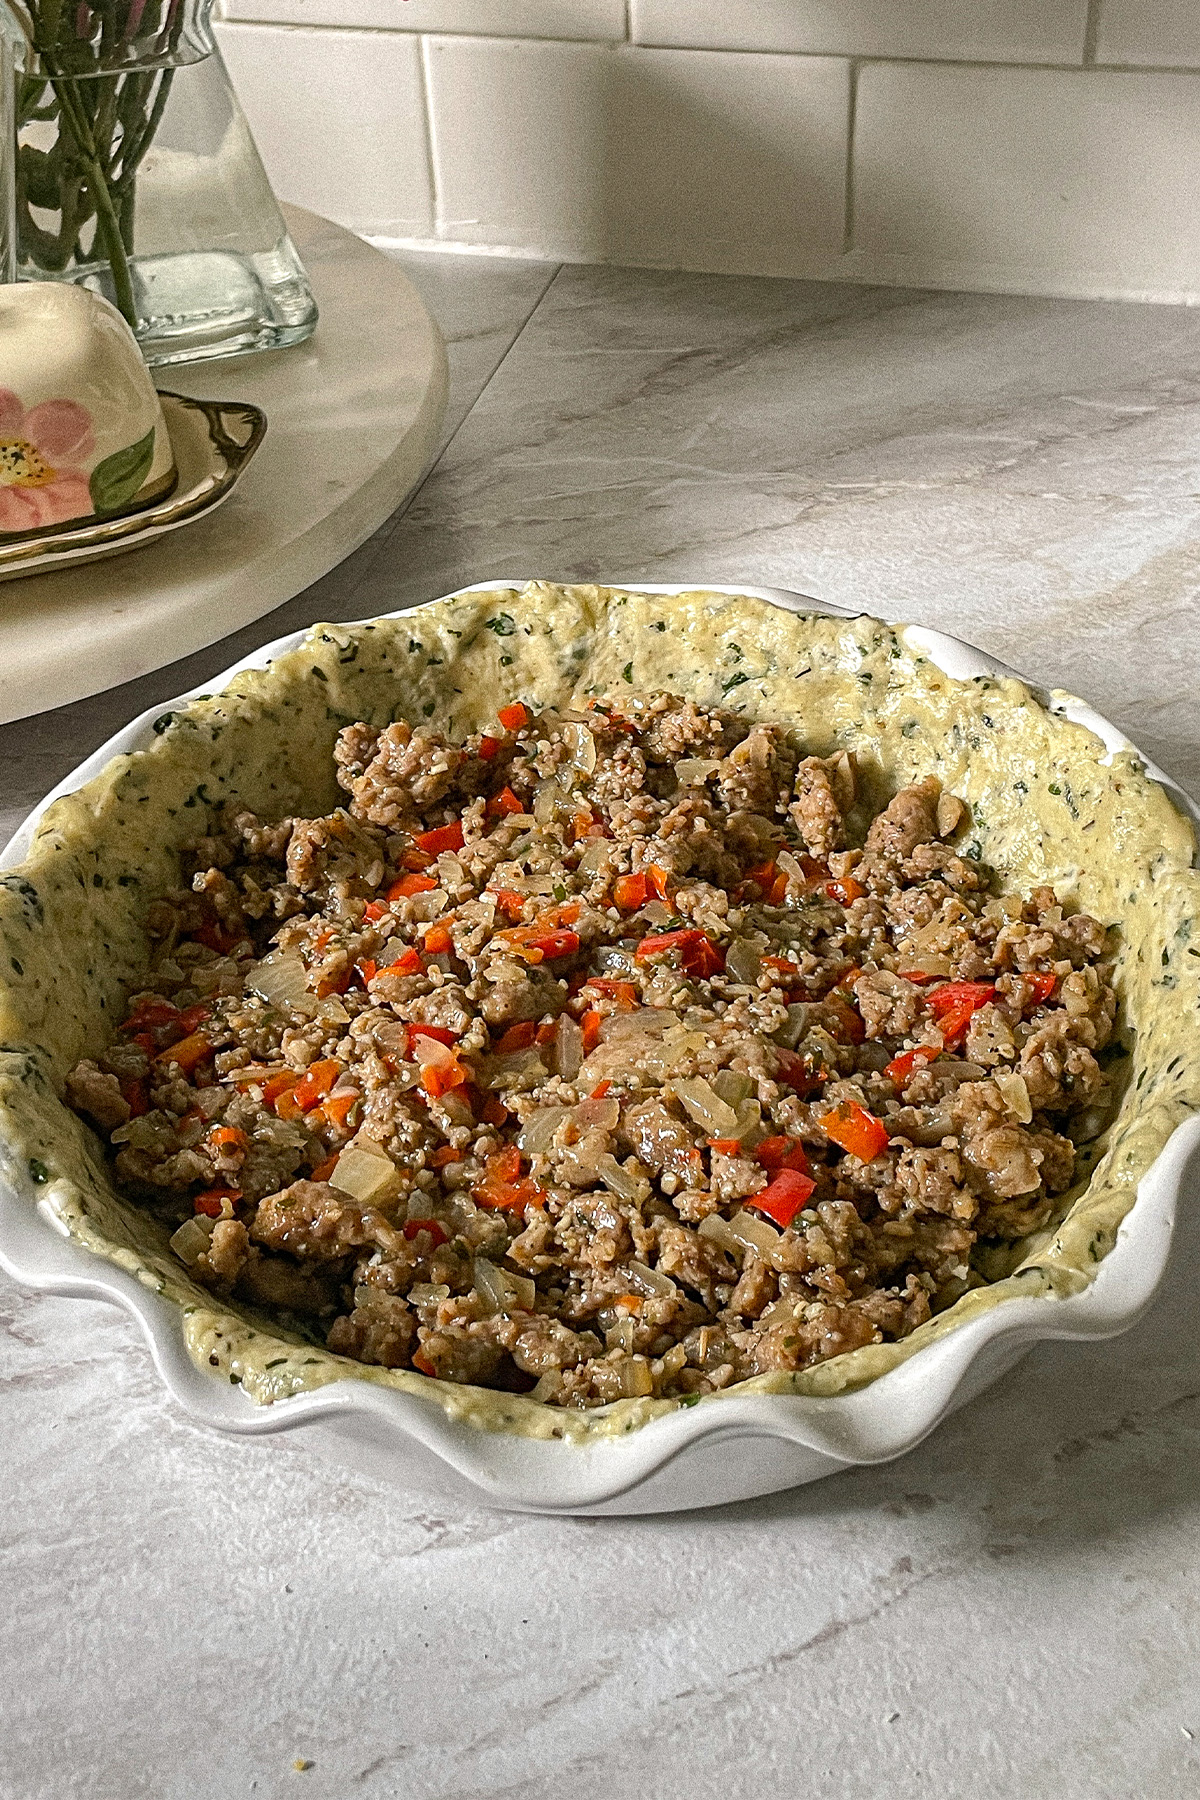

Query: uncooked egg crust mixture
left=3, top=586, right=1197, bottom=1440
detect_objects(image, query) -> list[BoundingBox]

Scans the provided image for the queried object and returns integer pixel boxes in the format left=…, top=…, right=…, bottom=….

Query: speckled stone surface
left=4, top=259, right=1200, bottom=1800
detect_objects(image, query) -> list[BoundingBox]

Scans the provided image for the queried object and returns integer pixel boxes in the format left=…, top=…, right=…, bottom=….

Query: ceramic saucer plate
left=0, top=392, right=266, bottom=581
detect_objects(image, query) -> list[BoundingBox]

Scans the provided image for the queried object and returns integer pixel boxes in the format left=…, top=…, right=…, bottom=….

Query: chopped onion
left=993, top=1069, right=1033, bottom=1124
left=607, top=1317, right=637, bottom=1355
left=411, top=1034, right=455, bottom=1069
left=675, top=758, right=720, bottom=785
left=474, top=1257, right=536, bottom=1315
left=594, top=946, right=638, bottom=975
left=643, top=900, right=674, bottom=927
left=331, top=1143, right=403, bottom=1206
left=711, top=1069, right=754, bottom=1109
left=247, top=951, right=317, bottom=1016
left=727, top=1209, right=781, bottom=1255
left=757, top=1295, right=801, bottom=1331
left=573, top=1095, right=620, bottom=1133
left=578, top=840, right=614, bottom=875
left=170, top=1215, right=216, bottom=1266
left=534, top=780, right=570, bottom=824
left=698, top=1214, right=744, bottom=1256
left=518, top=1107, right=569, bottom=1154
left=626, top=1258, right=676, bottom=1298
left=725, top=934, right=766, bottom=986
left=670, top=1076, right=739, bottom=1137
left=556, top=1013, right=583, bottom=1081
left=699, top=1209, right=780, bottom=1258
left=409, top=1282, right=450, bottom=1304
left=617, top=1357, right=654, bottom=1398
left=773, top=1003, right=813, bottom=1049
left=602, top=1009, right=674, bottom=1042
left=562, top=721, right=597, bottom=774
left=485, top=1047, right=548, bottom=1087
left=439, top=854, right=465, bottom=888
left=775, top=851, right=806, bottom=889
left=530, top=1369, right=563, bottom=1401
left=595, top=1154, right=648, bottom=1203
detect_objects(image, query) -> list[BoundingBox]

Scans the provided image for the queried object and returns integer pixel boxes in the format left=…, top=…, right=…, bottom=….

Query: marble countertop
left=5, top=255, right=1200, bottom=1800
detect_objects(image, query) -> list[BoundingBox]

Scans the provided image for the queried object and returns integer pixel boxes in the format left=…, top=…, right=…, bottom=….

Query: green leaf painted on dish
left=89, top=427, right=156, bottom=516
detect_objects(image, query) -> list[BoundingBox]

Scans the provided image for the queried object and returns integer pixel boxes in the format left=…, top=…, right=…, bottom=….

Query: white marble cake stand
left=0, top=206, right=448, bottom=725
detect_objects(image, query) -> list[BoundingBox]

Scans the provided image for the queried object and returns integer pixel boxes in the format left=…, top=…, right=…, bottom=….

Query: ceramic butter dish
left=0, top=283, right=177, bottom=537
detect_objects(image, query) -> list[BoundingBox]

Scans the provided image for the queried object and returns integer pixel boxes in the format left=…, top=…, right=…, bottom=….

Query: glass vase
left=13, top=0, right=318, bottom=367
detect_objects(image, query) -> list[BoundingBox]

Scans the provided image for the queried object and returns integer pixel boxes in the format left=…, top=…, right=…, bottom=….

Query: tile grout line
left=216, top=20, right=1200, bottom=73
left=842, top=58, right=859, bottom=257
left=417, top=35, right=442, bottom=241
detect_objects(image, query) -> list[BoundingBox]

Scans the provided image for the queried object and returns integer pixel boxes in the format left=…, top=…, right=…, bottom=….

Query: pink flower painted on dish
left=0, top=388, right=96, bottom=534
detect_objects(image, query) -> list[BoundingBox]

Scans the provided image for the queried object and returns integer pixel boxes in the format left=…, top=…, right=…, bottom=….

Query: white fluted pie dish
left=0, top=580, right=1196, bottom=1514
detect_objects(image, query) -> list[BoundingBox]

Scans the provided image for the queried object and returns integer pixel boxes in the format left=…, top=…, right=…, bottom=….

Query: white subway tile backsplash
left=218, top=0, right=627, bottom=39
left=425, top=39, right=848, bottom=274
left=630, top=0, right=1088, bottom=65
left=216, top=21, right=433, bottom=237
left=850, top=63, right=1200, bottom=298
left=608, top=47, right=849, bottom=275
left=1097, top=0, right=1200, bottom=67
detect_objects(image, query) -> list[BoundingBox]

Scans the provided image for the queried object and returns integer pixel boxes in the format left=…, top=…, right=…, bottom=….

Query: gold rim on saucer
left=0, top=393, right=267, bottom=580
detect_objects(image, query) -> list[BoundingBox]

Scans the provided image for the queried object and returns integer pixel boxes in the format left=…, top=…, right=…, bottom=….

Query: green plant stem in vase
left=12, top=0, right=196, bottom=331
left=6, top=0, right=317, bottom=365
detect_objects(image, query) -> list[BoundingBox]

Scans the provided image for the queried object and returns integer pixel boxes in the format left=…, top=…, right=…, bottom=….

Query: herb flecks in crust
left=64, top=692, right=1118, bottom=1410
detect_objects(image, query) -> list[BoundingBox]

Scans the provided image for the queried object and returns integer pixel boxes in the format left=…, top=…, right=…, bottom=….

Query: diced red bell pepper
left=363, top=900, right=389, bottom=924
left=885, top=1046, right=938, bottom=1085
left=404, top=1217, right=450, bottom=1247
left=355, top=960, right=378, bottom=986
left=387, top=873, right=438, bottom=900
left=412, top=1348, right=438, bottom=1377
left=420, top=1056, right=471, bottom=1098
left=415, top=821, right=465, bottom=855
left=261, top=1071, right=299, bottom=1110
left=480, top=1095, right=509, bottom=1127
left=635, top=929, right=725, bottom=979
left=762, top=955, right=802, bottom=986
left=518, top=929, right=581, bottom=962
left=773, top=1048, right=823, bottom=1095
left=208, top=1124, right=248, bottom=1153
left=706, top=1138, right=743, bottom=1156
left=494, top=1021, right=537, bottom=1052
left=478, top=735, right=501, bottom=761
left=749, top=1167, right=817, bottom=1229
left=612, top=865, right=673, bottom=912
left=315, top=965, right=352, bottom=999
left=423, top=924, right=454, bottom=956
left=927, top=981, right=996, bottom=1018
left=122, top=996, right=180, bottom=1033
left=193, top=920, right=242, bottom=955
left=822, top=1101, right=890, bottom=1163
left=755, top=1136, right=812, bottom=1174
left=408, top=1023, right=459, bottom=1052
left=826, top=995, right=866, bottom=1046
left=744, top=860, right=777, bottom=893
left=488, top=888, right=527, bottom=921
left=156, top=1031, right=212, bottom=1073
left=474, top=1176, right=546, bottom=1212
left=194, top=1186, right=239, bottom=1218
left=497, top=703, right=528, bottom=732
left=293, top=1060, right=341, bottom=1111
left=825, top=876, right=866, bottom=905
left=591, top=1081, right=612, bottom=1099
left=486, top=786, right=525, bottom=819
left=319, top=1091, right=360, bottom=1131
left=585, top=978, right=639, bottom=1009
left=1026, top=972, right=1057, bottom=1004
left=120, top=1076, right=149, bottom=1118
left=379, top=945, right=423, bottom=976
left=581, top=1010, right=604, bottom=1054
left=927, top=980, right=996, bottom=1046
left=429, top=1145, right=465, bottom=1168
left=402, top=847, right=434, bottom=871
left=535, top=1022, right=557, bottom=1046
left=310, top=1153, right=340, bottom=1183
